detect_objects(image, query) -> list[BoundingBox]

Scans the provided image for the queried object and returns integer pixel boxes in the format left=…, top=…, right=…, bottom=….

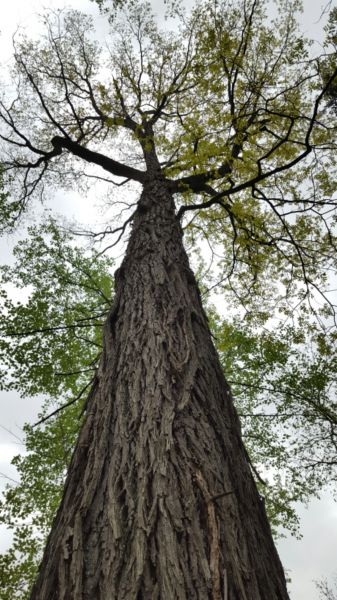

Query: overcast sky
left=0, top=1, right=337, bottom=598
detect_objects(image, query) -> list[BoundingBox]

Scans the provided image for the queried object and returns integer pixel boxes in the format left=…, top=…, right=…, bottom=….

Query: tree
left=0, top=220, right=114, bottom=598
left=316, top=574, right=337, bottom=600
left=1, top=0, right=337, bottom=597
left=1, top=219, right=337, bottom=598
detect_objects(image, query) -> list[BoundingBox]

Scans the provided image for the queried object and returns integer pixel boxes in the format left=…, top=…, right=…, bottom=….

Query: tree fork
left=29, top=175, right=289, bottom=599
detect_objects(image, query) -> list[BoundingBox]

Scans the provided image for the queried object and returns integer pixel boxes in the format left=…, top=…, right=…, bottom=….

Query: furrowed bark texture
left=30, top=174, right=289, bottom=600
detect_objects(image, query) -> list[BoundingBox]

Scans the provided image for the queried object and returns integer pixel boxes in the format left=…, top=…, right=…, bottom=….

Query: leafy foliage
left=0, top=168, right=14, bottom=233
left=0, top=407, right=79, bottom=600
left=321, top=7, right=337, bottom=112
left=213, top=314, right=337, bottom=535
left=316, top=573, right=337, bottom=600
left=0, top=221, right=114, bottom=598
left=0, top=218, right=113, bottom=397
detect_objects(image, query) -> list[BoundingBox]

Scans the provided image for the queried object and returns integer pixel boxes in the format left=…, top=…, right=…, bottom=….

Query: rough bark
left=30, top=171, right=290, bottom=599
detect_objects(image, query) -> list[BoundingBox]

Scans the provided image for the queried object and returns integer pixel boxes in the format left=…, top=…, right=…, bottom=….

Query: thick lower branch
left=51, top=136, right=146, bottom=184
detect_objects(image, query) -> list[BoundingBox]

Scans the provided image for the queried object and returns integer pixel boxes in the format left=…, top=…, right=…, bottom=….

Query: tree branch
left=51, top=136, right=145, bottom=183
left=33, top=377, right=95, bottom=427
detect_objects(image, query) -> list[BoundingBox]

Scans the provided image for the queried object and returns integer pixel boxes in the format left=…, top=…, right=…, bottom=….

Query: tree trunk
left=30, top=174, right=289, bottom=599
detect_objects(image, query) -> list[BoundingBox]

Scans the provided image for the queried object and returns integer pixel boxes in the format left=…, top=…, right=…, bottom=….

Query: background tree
left=0, top=0, right=337, bottom=598
left=0, top=220, right=114, bottom=598
left=316, top=574, right=337, bottom=600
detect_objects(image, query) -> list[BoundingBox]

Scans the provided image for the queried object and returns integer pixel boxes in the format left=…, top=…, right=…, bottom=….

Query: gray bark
left=30, top=171, right=289, bottom=599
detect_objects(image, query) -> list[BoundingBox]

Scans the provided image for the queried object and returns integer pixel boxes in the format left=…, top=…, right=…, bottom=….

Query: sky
left=0, top=0, right=337, bottom=598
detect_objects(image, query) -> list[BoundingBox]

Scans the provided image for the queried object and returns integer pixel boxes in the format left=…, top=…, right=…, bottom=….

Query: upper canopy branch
left=174, top=62, right=337, bottom=205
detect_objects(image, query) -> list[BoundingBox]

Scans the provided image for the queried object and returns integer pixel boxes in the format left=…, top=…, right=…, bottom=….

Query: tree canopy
left=1, top=0, right=337, bottom=314
left=0, top=0, right=337, bottom=597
